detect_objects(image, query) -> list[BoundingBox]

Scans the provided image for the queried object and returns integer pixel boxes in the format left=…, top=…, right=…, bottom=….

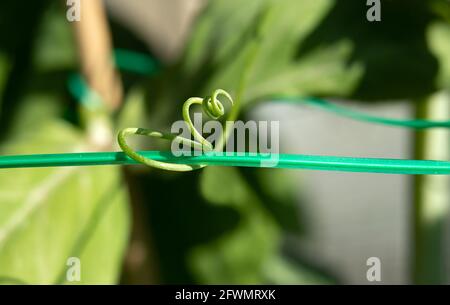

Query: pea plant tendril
left=117, top=4, right=271, bottom=172
left=117, top=89, right=234, bottom=172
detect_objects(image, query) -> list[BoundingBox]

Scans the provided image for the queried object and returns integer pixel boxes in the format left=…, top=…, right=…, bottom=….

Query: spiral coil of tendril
left=117, top=89, right=234, bottom=172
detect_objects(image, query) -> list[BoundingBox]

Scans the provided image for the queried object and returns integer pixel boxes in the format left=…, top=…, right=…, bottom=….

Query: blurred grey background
left=251, top=101, right=412, bottom=284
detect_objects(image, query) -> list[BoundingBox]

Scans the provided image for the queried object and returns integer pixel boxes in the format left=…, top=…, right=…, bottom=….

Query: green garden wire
left=272, top=95, right=450, bottom=129
left=1, top=151, right=450, bottom=175
left=1, top=50, right=450, bottom=175
left=114, top=48, right=159, bottom=75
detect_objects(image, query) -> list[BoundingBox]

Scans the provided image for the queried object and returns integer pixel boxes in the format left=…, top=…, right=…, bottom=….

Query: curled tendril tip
left=117, top=89, right=234, bottom=172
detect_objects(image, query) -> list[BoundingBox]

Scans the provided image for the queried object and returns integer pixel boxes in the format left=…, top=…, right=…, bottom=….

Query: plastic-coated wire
left=1, top=151, right=450, bottom=175
left=273, top=96, right=450, bottom=129
left=114, top=48, right=159, bottom=75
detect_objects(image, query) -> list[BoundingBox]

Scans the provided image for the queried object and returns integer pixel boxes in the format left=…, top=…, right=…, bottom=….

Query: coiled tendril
left=117, top=89, right=233, bottom=172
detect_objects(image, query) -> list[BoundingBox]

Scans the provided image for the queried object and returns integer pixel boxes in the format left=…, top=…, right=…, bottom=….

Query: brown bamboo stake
left=71, top=1, right=159, bottom=283
left=73, top=0, right=123, bottom=110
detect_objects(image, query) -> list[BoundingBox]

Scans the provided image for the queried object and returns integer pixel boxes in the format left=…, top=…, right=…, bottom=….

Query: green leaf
left=193, top=166, right=280, bottom=284
left=0, top=53, right=10, bottom=111
left=5, top=92, right=63, bottom=140
left=262, top=255, right=334, bottom=284
left=0, top=120, right=130, bottom=284
left=428, top=21, right=450, bottom=88
left=430, top=0, right=450, bottom=23
left=180, top=0, right=268, bottom=76
left=32, top=3, right=77, bottom=72
left=117, top=88, right=148, bottom=131
left=194, top=166, right=331, bottom=284
left=240, top=168, right=303, bottom=233
left=177, top=0, right=359, bottom=103
left=180, top=0, right=448, bottom=102
left=62, top=179, right=130, bottom=284
left=244, top=41, right=363, bottom=101
left=0, top=53, right=8, bottom=88
left=115, top=87, right=150, bottom=151
left=298, top=0, right=440, bottom=100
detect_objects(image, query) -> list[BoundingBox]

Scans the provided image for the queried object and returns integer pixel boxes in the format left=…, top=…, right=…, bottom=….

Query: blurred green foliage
left=0, top=0, right=449, bottom=284
left=0, top=121, right=129, bottom=284
left=139, top=0, right=450, bottom=284
left=428, top=21, right=450, bottom=87
left=0, top=1, right=130, bottom=284
left=297, top=0, right=439, bottom=100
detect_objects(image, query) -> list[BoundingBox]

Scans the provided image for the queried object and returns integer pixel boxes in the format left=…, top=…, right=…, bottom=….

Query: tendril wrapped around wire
left=117, top=89, right=233, bottom=172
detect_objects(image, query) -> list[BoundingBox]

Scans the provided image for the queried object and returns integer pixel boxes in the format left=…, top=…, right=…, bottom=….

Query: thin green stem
left=215, top=5, right=272, bottom=151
